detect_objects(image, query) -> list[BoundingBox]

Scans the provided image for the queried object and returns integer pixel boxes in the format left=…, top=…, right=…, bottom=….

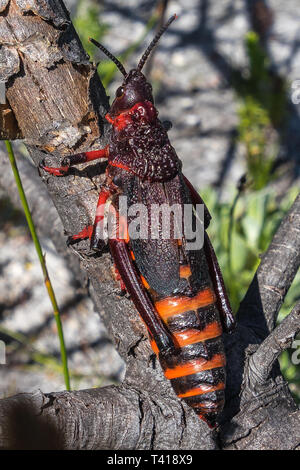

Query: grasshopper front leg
left=39, top=146, right=109, bottom=176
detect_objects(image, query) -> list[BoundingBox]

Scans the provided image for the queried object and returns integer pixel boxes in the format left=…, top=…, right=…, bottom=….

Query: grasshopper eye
left=116, top=86, right=125, bottom=98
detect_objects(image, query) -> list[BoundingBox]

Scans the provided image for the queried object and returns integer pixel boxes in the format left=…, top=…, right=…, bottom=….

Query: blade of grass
left=227, top=175, right=247, bottom=276
left=4, top=140, right=71, bottom=390
left=0, top=324, right=107, bottom=385
left=0, top=324, right=69, bottom=373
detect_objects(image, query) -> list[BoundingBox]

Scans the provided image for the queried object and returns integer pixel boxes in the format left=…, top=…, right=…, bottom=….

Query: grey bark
left=0, top=0, right=299, bottom=450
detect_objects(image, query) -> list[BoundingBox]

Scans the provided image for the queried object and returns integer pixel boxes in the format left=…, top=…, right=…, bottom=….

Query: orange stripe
left=150, top=338, right=159, bottom=355
left=173, top=322, right=222, bottom=347
left=179, top=265, right=192, bottom=279
left=164, top=354, right=226, bottom=379
left=150, top=322, right=222, bottom=353
left=140, top=275, right=150, bottom=289
left=177, top=382, right=225, bottom=398
left=155, top=288, right=215, bottom=320
left=130, top=250, right=135, bottom=260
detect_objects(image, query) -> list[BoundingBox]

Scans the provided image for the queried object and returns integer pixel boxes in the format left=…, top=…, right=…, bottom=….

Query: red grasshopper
left=40, top=15, right=235, bottom=428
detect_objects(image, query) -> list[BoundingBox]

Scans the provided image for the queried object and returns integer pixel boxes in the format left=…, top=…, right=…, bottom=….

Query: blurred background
left=0, top=0, right=299, bottom=402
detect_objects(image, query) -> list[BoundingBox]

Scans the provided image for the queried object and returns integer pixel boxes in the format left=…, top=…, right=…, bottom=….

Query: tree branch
left=248, top=301, right=300, bottom=390
left=0, top=386, right=217, bottom=450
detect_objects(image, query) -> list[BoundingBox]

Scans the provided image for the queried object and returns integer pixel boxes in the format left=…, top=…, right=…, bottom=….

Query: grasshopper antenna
left=137, top=14, right=177, bottom=72
left=89, top=38, right=127, bottom=77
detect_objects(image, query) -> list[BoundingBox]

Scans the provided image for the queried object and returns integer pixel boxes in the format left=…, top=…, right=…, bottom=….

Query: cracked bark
left=0, top=0, right=299, bottom=450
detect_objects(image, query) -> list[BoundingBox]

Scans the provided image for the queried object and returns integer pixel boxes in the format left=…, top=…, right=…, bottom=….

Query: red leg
left=67, top=225, right=94, bottom=245
left=113, top=264, right=127, bottom=293
left=67, top=188, right=112, bottom=250
left=90, top=189, right=112, bottom=250
left=109, top=238, right=175, bottom=352
left=68, top=194, right=174, bottom=348
left=108, top=201, right=175, bottom=352
left=183, top=174, right=236, bottom=333
left=40, top=146, right=109, bottom=176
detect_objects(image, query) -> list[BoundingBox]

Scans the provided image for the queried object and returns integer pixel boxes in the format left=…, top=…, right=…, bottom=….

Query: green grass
left=235, top=32, right=287, bottom=190
left=5, top=141, right=71, bottom=391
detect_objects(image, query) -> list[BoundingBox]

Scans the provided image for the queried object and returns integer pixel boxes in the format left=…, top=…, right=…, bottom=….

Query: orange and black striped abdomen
left=150, top=279, right=226, bottom=428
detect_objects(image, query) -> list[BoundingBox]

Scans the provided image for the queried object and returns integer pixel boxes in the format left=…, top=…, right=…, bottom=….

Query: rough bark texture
left=0, top=0, right=299, bottom=450
left=0, top=103, right=22, bottom=139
